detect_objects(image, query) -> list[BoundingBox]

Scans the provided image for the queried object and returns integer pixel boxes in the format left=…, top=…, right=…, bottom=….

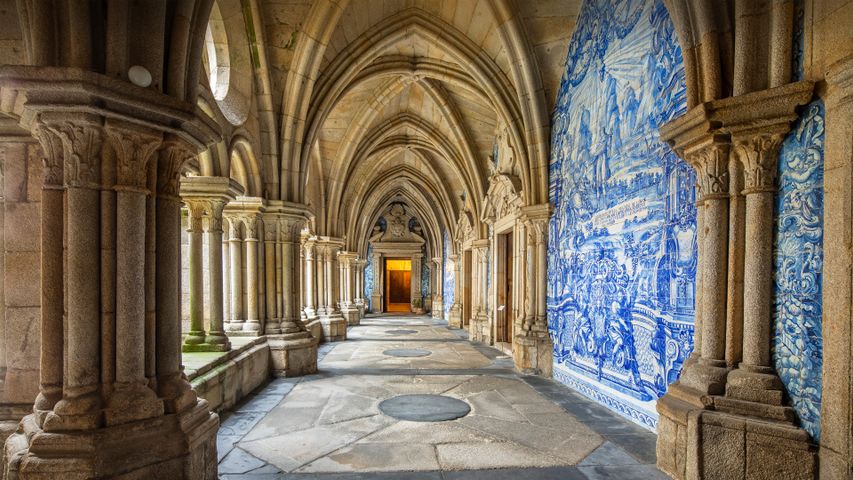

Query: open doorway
left=497, top=231, right=514, bottom=344
left=385, top=258, right=412, bottom=313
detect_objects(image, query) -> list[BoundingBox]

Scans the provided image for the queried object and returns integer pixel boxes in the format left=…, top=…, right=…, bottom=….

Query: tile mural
left=364, top=243, right=374, bottom=311
left=547, top=0, right=693, bottom=430
left=773, top=98, right=825, bottom=440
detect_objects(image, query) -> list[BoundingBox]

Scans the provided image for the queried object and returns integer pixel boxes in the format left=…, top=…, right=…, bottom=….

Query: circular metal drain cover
left=383, top=348, right=431, bottom=358
left=378, top=394, right=471, bottom=422
left=385, top=329, right=418, bottom=335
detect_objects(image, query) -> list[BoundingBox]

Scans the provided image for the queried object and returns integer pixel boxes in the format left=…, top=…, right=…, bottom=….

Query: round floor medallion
left=384, top=329, right=418, bottom=335
left=383, top=348, right=431, bottom=358
left=378, top=394, right=471, bottom=422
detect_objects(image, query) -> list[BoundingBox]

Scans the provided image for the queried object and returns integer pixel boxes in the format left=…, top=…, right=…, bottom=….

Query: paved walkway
left=217, top=315, right=668, bottom=479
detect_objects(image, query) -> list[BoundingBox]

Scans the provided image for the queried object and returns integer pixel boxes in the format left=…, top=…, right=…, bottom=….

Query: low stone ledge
left=186, top=337, right=270, bottom=412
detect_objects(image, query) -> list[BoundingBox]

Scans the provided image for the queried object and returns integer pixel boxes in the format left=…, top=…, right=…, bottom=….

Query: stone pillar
left=318, top=240, right=347, bottom=341
left=303, top=238, right=317, bottom=320
left=264, top=206, right=318, bottom=377
left=182, top=200, right=208, bottom=350
left=655, top=82, right=816, bottom=480
left=226, top=217, right=244, bottom=331
left=820, top=54, right=853, bottom=480
left=354, top=259, right=366, bottom=319
left=243, top=215, right=261, bottom=334
left=371, top=251, right=383, bottom=313
left=316, top=245, right=326, bottom=315
left=104, top=122, right=164, bottom=425
left=726, top=133, right=788, bottom=402
left=471, top=240, right=489, bottom=341
left=39, top=115, right=104, bottom=432
left=411, top=253, right=423, bottom=313
left=206, top=200, right=229, bottom=349
left=263, top=216, right=280, bottom=334
left=515, top=205, right=552, bottom=376
left=431, top=257, right=443, bottom=320
left=4, top=104, right=217, bottom=479
left=339, top=252, right=360, bottom=325
left=222, top=223, right=231, bottom=330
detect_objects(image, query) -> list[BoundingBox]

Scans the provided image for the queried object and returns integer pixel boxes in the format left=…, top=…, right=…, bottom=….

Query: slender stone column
left=104, top=122, right=163, bottom=425
left=182, top=200, right=208, bottom=349
left=448, top=253, right=462, bottom=327
left=432, top=257, right=443, bottom=319
left=737, top=134, right=784, bottom=371
left=223, top=225, right=231, bottom=329
left=325, top=246, right=337, bottom=312
left=677, top=140, right=732, bottom=394
left=316, top=246, right=326, bottom=315
left=264, top=217, right=280, bottom=334
left=37, top=115, right=104, bottom=431
left=276, top=222, right=284, bottom=328
left=304, top=240, right=316, bottom=318
left=33, top=130, right=63, bottom=417
left=154, top=141, right=197, bottom=415
left=371, top=251, right=383, bottom=313
left=244, top=215, right=261, bottom=333
left=411, top=254, right=423, bottom=311
left=278, top=217, right=301, bottom=333
left=227, top=217, right=244, bottom=331
left=206, top=200, right=229, bottom=348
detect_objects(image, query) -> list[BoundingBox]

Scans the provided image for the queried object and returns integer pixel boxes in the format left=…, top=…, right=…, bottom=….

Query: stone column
left=38, top=114, right=104, bottom=432
left=411, top=253, right=423, bottom=313
left=182, top=200, right=208, bottom=350
left=222, top=224, right=231, bottom=329
left=34, top=137, right=63, bottom=417
left=264, top=208, right=318, bottom=377
left=371, top=251, right=383, bottom=313
left=264, top=217, right=280, bottom=334
left=515, top=205, right=552, bottom=376
left=679, top=139, right=732, bottom=394
left=471, top=240, right=489, bottom=341
left=339, top=252, right=359, bottom=325
left=154, top=141, right=198, bottom=415
left=226, top=217, right=244, bottom=331
left=206, top=200, right=229, bottom=349
left=104, top=122, right=164, bottom=425
left=303, top=239, right=317, bottom=319
left=319, top=240, right=346, bottom=340
left=316, top=246, right=326, bottom=315
left=726, top=133, right=788, bottom=401
left=243, top=215, right=261, bottom=333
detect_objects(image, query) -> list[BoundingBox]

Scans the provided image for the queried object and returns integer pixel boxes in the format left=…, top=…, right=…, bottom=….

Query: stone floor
left=217, top=315, right=669, bottom=479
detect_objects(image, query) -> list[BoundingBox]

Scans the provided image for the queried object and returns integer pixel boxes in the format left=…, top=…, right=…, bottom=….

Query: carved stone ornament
left=686, top=142, right=730, bottom=200
left=736, top=133, right=785, bottom=193
left=105, top=123, right=162, bottom=190
left=36, top=119, right=104, bottom=189
left=481, top=173, right=524, bottom=223
left=157, top=141, right=195, bottom=198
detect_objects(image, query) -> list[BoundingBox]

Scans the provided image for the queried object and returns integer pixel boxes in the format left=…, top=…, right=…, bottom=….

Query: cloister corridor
left=215, top=315, right=666, bottom=479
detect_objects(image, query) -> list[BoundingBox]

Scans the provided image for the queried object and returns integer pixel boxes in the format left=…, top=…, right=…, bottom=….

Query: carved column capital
left=156, top=140, right=194, bottom=199
left=735, top=133, right=785, bottom=193
left=243, top=215, right=259, bottom=240
left=105, top=121, right=162, bottom=191
left=686, top=141, right=731, bottom=200
left=207, top=199, right=227, bottom=233
left=34, top=113, right=104, bottom=189
left=226, top=216, right=243, bottom=240
left=184, top=199, right=206, bottom=233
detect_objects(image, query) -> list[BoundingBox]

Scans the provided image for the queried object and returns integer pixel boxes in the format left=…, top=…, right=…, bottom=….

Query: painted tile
left=547, top=0, right=692, bottom=430
left=773, top=98, right=824, bottom=440
left=444, top=230, right=455, bottom=317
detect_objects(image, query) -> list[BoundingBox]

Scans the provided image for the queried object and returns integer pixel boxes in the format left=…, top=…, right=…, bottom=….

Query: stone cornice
left=660, top=81, right=815, bottom=156
left=0, top=66, right=221, bottom=150
left=179, top=176, right=244, bottom=202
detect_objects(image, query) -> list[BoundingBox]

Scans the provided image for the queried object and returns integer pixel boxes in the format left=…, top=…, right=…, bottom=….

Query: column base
left=448, top=305, right=462, bottom=329
left=342, top=307, right=360, bottom=326
left=512, top=334, right=553, bottom=376
left=656, top=381, right=817, bottom=480
left=431, top=299, right=443, bottom=320
left=182, top=341, right=232, bottom=353
left=469, top=313, right=490, bottom=343
left=319, top=313, right=347, bottom=341
left=4, top=400, right=219, bottom=480
left=268, top=332, right=319, bottom=377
